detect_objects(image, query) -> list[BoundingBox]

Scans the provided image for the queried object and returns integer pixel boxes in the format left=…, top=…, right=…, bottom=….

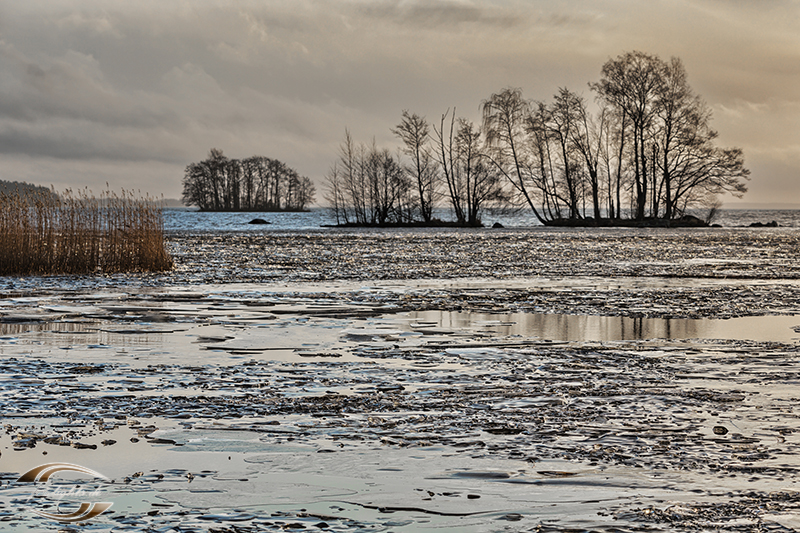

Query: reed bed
left=0, top=187, right=173, bottom=275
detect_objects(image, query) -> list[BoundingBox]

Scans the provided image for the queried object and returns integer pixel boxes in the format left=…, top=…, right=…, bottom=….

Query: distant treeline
left=325, top=51, right=749, bottom=227
left=182, top=149, right=316, bottom=212
left=0, top=180, right=58, bottom=199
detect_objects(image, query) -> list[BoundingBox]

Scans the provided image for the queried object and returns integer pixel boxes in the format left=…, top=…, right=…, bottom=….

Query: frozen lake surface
left=2, top=221, right=800, bottom=531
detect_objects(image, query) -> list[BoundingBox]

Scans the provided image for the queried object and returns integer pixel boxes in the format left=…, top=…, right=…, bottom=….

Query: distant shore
left=322, top=218, right=484, bottom=229
left=322, top=215, right=713, bottom=229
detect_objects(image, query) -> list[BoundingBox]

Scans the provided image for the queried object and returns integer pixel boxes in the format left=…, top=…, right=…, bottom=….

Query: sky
left=0, top=0, right=798, bottom=207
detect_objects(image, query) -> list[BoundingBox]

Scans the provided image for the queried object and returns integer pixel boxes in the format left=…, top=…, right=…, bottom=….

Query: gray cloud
left=0, top=0, right=797, bottom=202
left=356, top=1, right=526, bottom=29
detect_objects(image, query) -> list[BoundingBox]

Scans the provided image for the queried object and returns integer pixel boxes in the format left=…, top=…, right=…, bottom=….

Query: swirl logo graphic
left=17, top=463, right=113, bottom=523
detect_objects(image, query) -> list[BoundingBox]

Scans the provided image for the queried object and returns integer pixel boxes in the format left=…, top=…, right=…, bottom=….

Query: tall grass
left=0, top=187, right=173, bottom=275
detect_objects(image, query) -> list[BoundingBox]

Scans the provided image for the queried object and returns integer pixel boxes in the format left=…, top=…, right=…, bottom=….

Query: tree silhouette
left=182, top=149, right=315, bottom=212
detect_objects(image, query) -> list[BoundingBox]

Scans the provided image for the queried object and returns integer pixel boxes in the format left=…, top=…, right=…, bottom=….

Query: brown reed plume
left=0, top=187, right=173, bottom=276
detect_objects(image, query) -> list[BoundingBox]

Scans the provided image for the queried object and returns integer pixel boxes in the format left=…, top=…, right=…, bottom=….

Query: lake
left=163, top=206, right=800, bottom=232
left=2, top=211, right=800, bottom=531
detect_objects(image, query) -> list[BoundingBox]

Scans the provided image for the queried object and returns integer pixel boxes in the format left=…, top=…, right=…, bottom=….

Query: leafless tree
left=323, top=163, right=346, bottom=225
left=434, top=110, right=507, bottom=226
left=392, top=111, right=438, bottom=222
left=591, top=51, right=748, bottom=222
left=323, top=51, right=749, bottom=227
left=525, top=102, right=563, bottom=221
left=591, top=51, right=663, bottom=220
left=547, top=88, right=586, bottom=219
left=456, top=118, right=508, bottom=226
left=652, top=57, right=748, bottom=219
left=565, top=91, right=605, bottom=221
left=434, top=109, right=461, bottom=222
left=482, top=87, right=548, bottom=224
left=597, top=103, right=629, bottom=219
left=325, top=131, right=412, bottom=225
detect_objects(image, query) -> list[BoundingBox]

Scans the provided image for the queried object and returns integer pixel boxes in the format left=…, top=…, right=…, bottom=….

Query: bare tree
left=433, top=109, right=508, bottom=226
left=525, top=102, right=563, bottom=221
left=369, top=147, right=410, bottom=225
left=482, top=87, right=548, bottom=224
left=653, top=56, right=696, bottom=218
left=323, top=163, right=346, bottom=225
left=652, top=57, right=748, bottom=219
left=323, top=51, right=749, bottom=227
left=455, top=118, right=507, bottom=226
left=598, top=103, right=630, bottom=219
left=392, top=111, right=438, bottom=222
left=434, top=109, right=462, bottom=223
left=325, top=131, right=412, bottom=225
left=207, top=148, right=227, bottom=210
left=592, top=51, right=663, bottom=220
left=548, top=88, right=585, bottom=219
left=590, top=51, right=748, bottom=222
left=566, top=91, right=605, bottom=221
left=338, top=130, right=369, bottom=224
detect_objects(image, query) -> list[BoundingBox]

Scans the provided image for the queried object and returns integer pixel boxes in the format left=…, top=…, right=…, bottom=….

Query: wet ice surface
left=2, top=228, right=800, bottom=531
left=164, top=227, right=800, bottom=283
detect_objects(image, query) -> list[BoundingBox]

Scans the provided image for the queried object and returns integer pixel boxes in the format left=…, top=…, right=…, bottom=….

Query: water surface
left=406, top=310, right=800, bottom=343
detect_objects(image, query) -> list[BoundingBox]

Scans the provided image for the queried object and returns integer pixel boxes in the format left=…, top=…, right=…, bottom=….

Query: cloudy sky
left=1, top=0, right=798, bottom=206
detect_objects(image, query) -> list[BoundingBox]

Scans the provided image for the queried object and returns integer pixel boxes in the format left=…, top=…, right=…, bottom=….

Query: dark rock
left=673, top=214, right=707, bottom=227
left=71, top=365, right=105, bottom=374
left=147, top=437, right=178, bottom=445
left=492, top=222, right=504, bottom=229
left=749, top=220, right=779, bottom=228
left=452, top=471, right=510, bottom=479
left=248, top=218, right=271, bottom=225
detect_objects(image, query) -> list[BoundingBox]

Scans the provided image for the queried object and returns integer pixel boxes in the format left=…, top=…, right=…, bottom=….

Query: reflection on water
left=0, top=321, right=96, bottom=335
left=408, top=310, right=800, bottom=343
left=0, top=321, right=170, bottom=351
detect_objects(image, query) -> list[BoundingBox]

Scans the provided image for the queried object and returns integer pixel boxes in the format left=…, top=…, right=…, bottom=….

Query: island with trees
left=325, top=51, right=749, bottom=228
left=182, top=149, right=316, bottom=212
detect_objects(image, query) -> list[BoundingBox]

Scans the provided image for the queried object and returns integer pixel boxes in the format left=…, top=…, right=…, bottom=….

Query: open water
left=163, top=207, right=800, bottom=232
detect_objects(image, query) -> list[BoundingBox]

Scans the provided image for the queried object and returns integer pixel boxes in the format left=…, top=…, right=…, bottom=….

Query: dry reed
left=0, top=187, right=173, bottom=276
